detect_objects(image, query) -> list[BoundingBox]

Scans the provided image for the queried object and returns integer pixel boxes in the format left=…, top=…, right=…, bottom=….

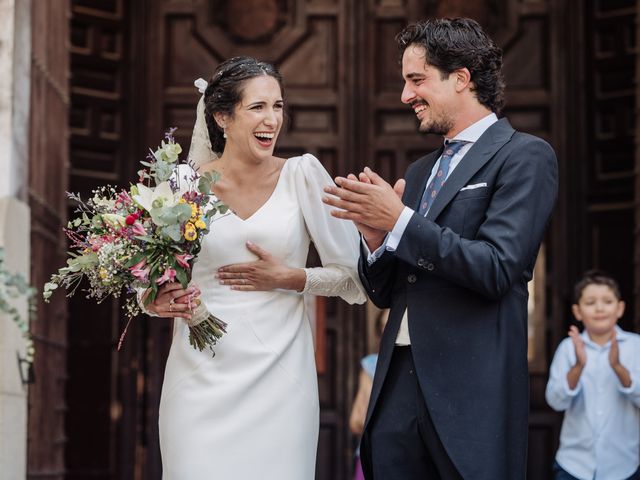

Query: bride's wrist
left=280, top=267, right=306, bottom=292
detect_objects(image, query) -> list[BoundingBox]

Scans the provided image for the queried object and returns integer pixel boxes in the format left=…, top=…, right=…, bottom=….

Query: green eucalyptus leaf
left=161, top=225, right=182, bottom=242
left=151, top=209, right=175, bottom=226
left=174, top=203, right=193, bottom=223
left=198, top=177, right=212, bottom=194
left=155, top=162, right=174, bottom=182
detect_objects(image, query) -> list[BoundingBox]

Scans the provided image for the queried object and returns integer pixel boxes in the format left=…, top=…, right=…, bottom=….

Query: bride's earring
left=223, top=128, right=227, bottom=139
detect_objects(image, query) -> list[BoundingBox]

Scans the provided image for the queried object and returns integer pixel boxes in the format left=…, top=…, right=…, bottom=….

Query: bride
left=141, top=56, right=366, bottom=479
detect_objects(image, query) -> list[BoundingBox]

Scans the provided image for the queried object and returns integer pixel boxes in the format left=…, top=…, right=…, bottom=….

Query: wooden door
left=581, top=0, right=636, bottom=331
left=133, top=1, right=366, bottom=478
left=27, top=1, right=70, bottom=479
left=544, top=1, right=639, bottom=476
left=64, top=1, right=144, bottom=479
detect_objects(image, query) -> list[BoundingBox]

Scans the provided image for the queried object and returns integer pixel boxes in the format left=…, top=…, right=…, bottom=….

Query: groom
left=324, top=18, right=558, bottom=479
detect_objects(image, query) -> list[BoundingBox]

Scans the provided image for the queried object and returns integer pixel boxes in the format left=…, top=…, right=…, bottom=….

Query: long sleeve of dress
left=293, top=154, right=366, bottom=305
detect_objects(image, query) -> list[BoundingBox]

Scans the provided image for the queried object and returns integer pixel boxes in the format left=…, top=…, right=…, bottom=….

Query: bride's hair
left=203, top=56, right=284, bottom=153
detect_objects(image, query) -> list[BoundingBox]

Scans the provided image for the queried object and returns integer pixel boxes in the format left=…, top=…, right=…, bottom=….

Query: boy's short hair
left=573, top=269, right=622, bottom=303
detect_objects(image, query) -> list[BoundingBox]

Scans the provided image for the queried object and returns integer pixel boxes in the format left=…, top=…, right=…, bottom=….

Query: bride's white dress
left=159, top=154, right=365, bottom=479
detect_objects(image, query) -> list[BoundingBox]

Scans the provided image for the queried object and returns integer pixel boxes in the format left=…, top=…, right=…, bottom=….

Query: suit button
left=417, top=258, right=425, bottom=267
left=426, top=263, right=435, bottom=271
left=407, top=274, right=417, bottom=284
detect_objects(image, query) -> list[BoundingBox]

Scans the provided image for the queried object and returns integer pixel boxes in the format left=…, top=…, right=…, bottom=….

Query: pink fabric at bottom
left=353, top=457, right=365, bottom=480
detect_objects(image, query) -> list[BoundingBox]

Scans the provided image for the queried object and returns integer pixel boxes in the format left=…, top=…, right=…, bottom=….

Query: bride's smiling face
left=218, top=75, right=284, bottom=161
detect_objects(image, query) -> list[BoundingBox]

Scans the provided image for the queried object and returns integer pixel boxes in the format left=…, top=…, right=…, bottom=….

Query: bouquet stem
left=186, top=300, right=227, bottom=355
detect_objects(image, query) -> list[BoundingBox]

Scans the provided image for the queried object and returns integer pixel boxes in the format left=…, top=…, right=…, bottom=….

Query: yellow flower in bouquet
left=184, top=222, right=198, bottom=241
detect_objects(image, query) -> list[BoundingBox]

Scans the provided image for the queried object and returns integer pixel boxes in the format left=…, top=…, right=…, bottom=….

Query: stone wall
left=0, top=0, right=31, bottom=478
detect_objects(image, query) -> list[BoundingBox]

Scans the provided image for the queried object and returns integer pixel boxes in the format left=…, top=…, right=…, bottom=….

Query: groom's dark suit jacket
left=358, top=118, right=558, bottom=480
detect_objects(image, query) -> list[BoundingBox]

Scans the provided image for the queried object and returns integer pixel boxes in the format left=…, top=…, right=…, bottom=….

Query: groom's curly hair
left=396, top=18, right=505, bottom=115
left=203, top=56, right=284, bottom=153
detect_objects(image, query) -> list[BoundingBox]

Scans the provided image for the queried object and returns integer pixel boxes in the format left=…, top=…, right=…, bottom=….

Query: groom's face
left=400, top=44, right=457, bottom=137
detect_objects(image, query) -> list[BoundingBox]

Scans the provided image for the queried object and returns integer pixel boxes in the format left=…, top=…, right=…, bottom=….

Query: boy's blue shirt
left=546, top=325, right=640, bottom=479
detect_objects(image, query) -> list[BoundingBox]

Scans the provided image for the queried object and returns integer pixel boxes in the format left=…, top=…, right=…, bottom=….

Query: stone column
left=0, top=0, right=31, bottom=478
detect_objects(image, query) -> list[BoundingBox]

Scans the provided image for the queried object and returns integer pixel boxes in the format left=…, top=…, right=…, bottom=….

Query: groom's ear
left=454, top=67, right=472, bottom=93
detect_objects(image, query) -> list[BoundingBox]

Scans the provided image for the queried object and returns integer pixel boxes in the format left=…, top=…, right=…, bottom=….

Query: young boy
left=546, top=270, right=640, bottom=480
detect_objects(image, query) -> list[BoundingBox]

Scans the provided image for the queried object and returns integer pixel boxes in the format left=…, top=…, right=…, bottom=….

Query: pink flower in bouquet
left=175, top=253, right=193, bottom=269
left=88, top=235, right=109, bottom=252
left=117, top=190, right=132, bottom=205
left=156, top=267, right=177, bottom=285
left=131, top=221, right=147, bottom=236
left=130, top=258, right=150, bottom=282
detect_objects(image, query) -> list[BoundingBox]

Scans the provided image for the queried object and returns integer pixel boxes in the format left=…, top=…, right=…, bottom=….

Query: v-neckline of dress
left=227, top=159, right=290, bottom=223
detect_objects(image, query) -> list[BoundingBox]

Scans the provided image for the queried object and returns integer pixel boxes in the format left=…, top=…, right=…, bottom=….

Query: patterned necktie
left=418, top=141, right=467, bottom=215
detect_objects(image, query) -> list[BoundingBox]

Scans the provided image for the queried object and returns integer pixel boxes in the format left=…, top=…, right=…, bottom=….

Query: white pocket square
left=460, top=182, right=487, bottom=191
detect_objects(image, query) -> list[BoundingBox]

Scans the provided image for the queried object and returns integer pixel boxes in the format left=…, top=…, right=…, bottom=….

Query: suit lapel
left=404, top=148, right=443, bottom=210
left=426, top=118, right=515, bottom=221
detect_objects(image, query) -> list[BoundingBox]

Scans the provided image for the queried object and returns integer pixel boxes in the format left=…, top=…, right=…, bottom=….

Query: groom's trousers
left=365, top=346, right=463, bottom=480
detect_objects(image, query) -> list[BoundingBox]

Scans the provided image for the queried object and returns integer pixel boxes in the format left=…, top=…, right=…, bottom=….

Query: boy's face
left=572, top=284, right=625, bottom=338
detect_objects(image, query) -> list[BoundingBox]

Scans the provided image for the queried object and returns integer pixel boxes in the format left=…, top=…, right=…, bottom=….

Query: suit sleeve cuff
left=365, top=236, right=388, bottom=265
left=385, top=207, right=415, bottom=252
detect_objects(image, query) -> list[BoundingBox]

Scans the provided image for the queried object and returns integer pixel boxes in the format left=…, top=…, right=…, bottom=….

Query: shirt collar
left=581, top=324, right=629, bottom=348
left=445, top=112, right=498, bottom=145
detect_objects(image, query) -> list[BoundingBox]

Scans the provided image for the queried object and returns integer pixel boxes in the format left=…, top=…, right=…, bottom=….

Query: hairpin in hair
left=194, top=78, right=208, bottom=94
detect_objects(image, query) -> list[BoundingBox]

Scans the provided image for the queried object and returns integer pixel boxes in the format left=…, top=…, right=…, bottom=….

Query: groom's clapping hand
left=343, top=173, right=387, bottom=250
left=323, top=167, right=405, bottom=250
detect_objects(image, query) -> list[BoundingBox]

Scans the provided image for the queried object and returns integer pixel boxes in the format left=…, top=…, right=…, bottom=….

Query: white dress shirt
left=366, top=112, right=498, bottom=344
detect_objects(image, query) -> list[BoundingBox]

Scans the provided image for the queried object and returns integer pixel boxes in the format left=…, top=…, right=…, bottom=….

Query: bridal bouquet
left=43, top=129, right=228, bottom=354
